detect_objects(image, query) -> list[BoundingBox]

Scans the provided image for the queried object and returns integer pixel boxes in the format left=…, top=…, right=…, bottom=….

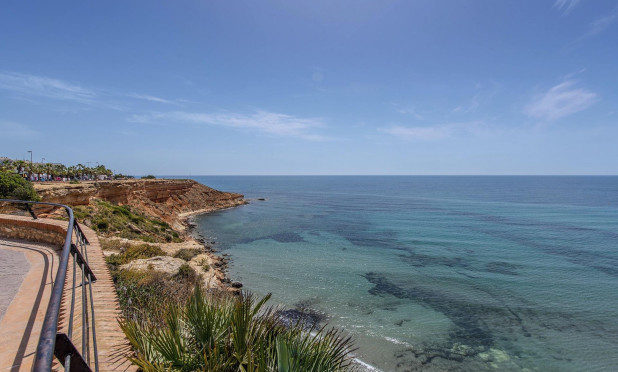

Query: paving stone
left=0, top=216, right=136, bottom=371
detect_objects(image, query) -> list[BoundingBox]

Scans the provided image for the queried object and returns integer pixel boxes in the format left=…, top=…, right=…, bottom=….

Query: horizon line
left=152, top=174, right=618, bottom=177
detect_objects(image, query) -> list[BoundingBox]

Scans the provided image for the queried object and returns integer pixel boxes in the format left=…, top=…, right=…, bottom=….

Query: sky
left=1, top=0, right=617, bottom=175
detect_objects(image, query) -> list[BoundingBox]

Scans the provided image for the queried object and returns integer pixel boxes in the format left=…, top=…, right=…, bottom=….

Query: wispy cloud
left=125, top=93, right=180, bottom=105
left=0, top=120, right=41, bottom=140
left=579, top=7, right=618, bottom=40
left=524, top=80, right=597, bottom=121
left=129, top=110, right=330, bottom=140
left=553, top=0, right=580, bottom=14
left=0, top=72, right=96, bottom=103
left=380, top=121, right=488, bottom=140
left=0, top=71, right=185, bottom=108
left=391, top=102, right=424, bottom=120
left=453, top=93, right=480, bottom=114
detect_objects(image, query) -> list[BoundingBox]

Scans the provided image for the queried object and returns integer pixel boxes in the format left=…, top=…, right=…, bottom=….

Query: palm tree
left=42, top=162, right=54, bottom=181
left=75, top=163, right=86, bottom=180
left=13, top=160, right=27, bottom=177
left=0, top=159, right=15, bottom=172
left=120, top=286, right=357, bottom=372
left=92, top=164, right=113, bottom=180
left=67, top=165, right=78, bottom=180
left=53, top=163, right=67, bottom=181
left=31, top=162, right=44, bottom=181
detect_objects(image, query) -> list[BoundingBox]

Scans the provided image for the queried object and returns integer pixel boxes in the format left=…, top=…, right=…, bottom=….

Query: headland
left=33, top=178, right=247, bottom=290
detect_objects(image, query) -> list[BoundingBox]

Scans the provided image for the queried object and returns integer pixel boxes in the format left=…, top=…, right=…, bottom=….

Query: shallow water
left=186, top=176, right=618, bottom=371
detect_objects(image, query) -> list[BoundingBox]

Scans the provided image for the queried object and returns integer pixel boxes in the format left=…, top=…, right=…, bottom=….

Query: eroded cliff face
left=34, top=179, right=246, bottom=230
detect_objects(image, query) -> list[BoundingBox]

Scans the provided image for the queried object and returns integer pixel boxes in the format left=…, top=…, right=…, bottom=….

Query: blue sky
left=1, top=0, right=617, bottom=175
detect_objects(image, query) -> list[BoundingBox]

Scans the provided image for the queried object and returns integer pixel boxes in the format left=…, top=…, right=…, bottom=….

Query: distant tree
left=141, top=175, right=156, bottom=179
left=13, top=160, right=27, bottom=177
left=0, top=171, right=40, bottom=201
left=0, top=159, right=14, bottom=172
left=53, top=163, right=67, bottom=180
left=67, top=165, right=78, bottom=180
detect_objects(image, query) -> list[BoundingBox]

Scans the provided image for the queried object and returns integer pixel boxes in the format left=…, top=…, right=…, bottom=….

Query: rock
left=276, top=308, right=326, bottom=330
left=120, top=256, right=185, bottom=274
left=231, top=281, right=243, bottom=288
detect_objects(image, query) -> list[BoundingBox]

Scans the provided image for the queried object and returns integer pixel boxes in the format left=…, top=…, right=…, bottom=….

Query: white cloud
left=581, top=7, right=618, bottom=39
left=0, top=121, right=40, bottom=140
left=391, top=102, right=425, bottom=120
left=129, top=110, right=329, bottom=140
left=125, top=93, right=182, bottom=105
left=0, top=71, right=185, bottom=109
left=553, top=0, right=580, bottom=14
left=0, top=72, right=95, bottom=103
left=453, top=93, right=480, bottom=114
left=524, top=80, right=597, bottom=121
left=380, top=121, right=487, bottom=140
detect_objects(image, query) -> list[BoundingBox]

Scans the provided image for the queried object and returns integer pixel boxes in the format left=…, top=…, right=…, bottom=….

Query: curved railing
left=0, top=199, right=98, bottom=372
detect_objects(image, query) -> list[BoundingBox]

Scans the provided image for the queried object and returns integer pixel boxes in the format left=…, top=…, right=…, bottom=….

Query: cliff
left=34, top=179, right=246, bottom=230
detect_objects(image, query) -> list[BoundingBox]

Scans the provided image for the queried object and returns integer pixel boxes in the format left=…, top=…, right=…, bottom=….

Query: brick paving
left=0, top=248, right=29, bottom=321
left=0, top=238, right=58, bottom=372
left=0, top=215, right=136, bottom=372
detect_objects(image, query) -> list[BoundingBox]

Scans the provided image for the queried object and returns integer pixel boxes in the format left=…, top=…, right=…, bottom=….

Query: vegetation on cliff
left=0, top=158, right=114, bottom=181
left=0, top=171, right=40, bottom=201
left=107, top=243, right=357, bottom=371
left=34, top=177, right=356, bottom=370
left=73, top=199, right=182, bottom=243
left=120, top=285, right=358, bottom=372
left=105, top=241, right=202, bottom=324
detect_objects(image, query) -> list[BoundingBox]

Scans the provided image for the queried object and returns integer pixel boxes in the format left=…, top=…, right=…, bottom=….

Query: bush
left=174, top=263, right=200, bottom=282
left=197, top=257, right=210, bottom=272
left=173, top=248, right=202, bottom=261
left=73, top=199, right=183, bottom=243
left=105, top=243, right=166, bottom=271
left=120, top=286, right=358, bottom=371
left=0, top=171, right=40, bottom=201
left=112, top=269, right=199, bottom=324
left=141, top=175, right=156, bottom=179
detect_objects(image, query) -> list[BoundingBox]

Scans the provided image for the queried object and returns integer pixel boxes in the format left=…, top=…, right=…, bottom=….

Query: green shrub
left=0, top=171, right=40, bottom=201
left=96, top=220, right=109, bottom=230
left=105, top=243, right=166, bottom=271
left=73, top=199, right=183, bottom=243
left=112, top=269, right=198, bottom=324
left=173, top=248, right=202, bottom=261
left=120, top=285, right=358, bottom=371
left=141, top=175, right=156, bottom=179
left=197, top=257, right=210, bottom=272
left=174, top=263, right=200, bottom=282
left=139, top=236, right=157, bottom=243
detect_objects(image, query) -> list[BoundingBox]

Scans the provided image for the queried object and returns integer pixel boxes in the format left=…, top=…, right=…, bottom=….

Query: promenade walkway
left=0, top=238, right=57, bottom=372
left=0, top=216, right=135, bottom=372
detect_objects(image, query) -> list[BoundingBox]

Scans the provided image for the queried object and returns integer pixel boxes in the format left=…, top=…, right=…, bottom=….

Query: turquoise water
left=187, top=176, right=618, bottom=371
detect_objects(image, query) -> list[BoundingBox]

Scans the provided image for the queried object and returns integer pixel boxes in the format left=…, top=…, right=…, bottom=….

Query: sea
left=181, top=176, right=618, bottom=372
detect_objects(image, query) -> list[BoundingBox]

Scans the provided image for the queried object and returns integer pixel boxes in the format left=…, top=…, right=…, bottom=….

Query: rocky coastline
left=34, top=178, right=248, bottom=290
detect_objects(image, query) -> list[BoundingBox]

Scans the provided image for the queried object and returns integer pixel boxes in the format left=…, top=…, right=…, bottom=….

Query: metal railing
left=0, top=199, right=99, bottom=372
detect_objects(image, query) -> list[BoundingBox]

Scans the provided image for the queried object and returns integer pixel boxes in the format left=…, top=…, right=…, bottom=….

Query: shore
left=34, top=178, right=247, bottom=290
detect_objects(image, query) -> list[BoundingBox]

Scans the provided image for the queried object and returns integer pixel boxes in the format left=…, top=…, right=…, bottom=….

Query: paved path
left=0, top=216, right=136, bottom=371
left=0, top=248, right=30, bottom=321
left=0, top=238, right=58, bottom=372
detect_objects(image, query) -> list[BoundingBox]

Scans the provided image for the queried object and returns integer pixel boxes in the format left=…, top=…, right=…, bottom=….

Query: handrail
left=0, top=199, right=99, bottom=372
